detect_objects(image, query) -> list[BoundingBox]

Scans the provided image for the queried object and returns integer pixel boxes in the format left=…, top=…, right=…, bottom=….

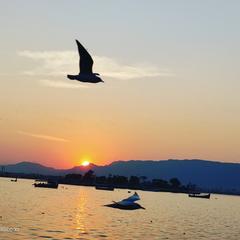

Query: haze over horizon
left=1, top=1, right=240, bottom=168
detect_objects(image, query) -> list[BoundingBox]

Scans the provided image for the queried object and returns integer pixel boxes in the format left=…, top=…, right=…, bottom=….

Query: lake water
left=0, top=177, right=240, bottom=240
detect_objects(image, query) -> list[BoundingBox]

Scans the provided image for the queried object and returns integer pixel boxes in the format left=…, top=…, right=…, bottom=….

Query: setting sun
left=81, top=160, right=90, bottom=167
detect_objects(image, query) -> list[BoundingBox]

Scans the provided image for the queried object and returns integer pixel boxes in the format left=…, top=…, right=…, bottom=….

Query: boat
left=95, top=184, right=114, bottom=191
left=11, top=178, right=17, bottom=182
left=188, top=193, right=211, bottom=199
left=33, top=180, right=58, bottom=189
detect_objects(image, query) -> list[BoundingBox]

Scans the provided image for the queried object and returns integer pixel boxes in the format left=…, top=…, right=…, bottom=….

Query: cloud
left=18, top=130, right=70, bottom=142
left=39, top=79, right=89, bottom=89
left=18, top=50, right=174, bottom=80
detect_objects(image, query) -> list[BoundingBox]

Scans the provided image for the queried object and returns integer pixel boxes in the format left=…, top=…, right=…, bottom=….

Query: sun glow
left=81, top=160, right=90, bottom=167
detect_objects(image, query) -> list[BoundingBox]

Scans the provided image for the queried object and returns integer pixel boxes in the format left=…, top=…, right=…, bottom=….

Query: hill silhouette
left=1, top=159, right=240, bottom=191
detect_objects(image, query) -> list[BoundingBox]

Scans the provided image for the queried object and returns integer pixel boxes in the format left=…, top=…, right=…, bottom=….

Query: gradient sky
left=0, top=1, right=240, bottom=168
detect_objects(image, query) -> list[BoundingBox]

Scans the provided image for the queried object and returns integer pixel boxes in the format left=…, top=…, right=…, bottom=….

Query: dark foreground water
left=0, top=177, right=240, bottom=240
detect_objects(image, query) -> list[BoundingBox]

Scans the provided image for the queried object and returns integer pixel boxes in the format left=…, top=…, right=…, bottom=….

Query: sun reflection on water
left=75, top=191, right=88, bottom=235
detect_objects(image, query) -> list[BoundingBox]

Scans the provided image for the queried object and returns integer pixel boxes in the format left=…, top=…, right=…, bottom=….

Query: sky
left=0, top=0, right=240, bottom=168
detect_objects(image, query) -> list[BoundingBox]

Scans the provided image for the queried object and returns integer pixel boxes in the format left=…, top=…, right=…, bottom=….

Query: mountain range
left=1, top=159, right=240, bottom=191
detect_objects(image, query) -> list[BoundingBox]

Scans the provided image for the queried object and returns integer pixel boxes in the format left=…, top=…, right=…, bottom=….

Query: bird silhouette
left=67, top=40, right=103, bottom=83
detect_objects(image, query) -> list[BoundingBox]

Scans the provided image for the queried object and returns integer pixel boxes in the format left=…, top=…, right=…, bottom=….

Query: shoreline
left=1, top=175, right=239, bottom=197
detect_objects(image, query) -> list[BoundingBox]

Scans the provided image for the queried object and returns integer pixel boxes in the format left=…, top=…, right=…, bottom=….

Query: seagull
left=67, top=40, right=104, bottom=83
left=104, top=192, right=145, bottom=210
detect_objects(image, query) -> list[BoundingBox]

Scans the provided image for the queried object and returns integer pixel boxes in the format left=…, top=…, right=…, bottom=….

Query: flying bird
left=104, top=192, right=145, bottom=210
left=67, top=40, right=103, bottom=83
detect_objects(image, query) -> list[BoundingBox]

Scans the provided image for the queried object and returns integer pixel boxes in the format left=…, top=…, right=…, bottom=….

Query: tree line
left=60, top=170, right=194, bottom=192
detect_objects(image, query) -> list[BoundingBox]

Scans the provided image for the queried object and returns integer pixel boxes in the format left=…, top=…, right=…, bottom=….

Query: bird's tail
left=67, top=75, right=75, bottom=80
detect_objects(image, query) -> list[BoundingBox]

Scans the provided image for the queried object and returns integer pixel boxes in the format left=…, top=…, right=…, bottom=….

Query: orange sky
left=0, top=1, right=240, bottom=168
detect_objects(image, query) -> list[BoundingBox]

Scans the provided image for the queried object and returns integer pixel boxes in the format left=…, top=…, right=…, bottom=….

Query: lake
left=0, top=177, right=239, bottom=239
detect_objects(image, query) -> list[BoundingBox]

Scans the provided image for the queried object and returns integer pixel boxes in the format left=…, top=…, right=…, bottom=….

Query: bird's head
left=94, top=73, right=104, bottom=83
left=98, top=78, right=104, bottom=83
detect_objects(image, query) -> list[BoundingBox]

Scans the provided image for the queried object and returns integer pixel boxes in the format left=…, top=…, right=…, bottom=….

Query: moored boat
left=33, top=180, right=58, bottom=189
left=95, top=185, right=114, bottom=191
left=188, top=193, right=211, bottom=199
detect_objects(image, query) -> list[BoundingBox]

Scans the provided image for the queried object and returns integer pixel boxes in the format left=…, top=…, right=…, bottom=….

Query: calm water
left=0, top=177, right=240, bottom=240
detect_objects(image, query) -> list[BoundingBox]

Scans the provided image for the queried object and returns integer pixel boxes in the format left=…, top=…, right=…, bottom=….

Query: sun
left=81, top=160, right=90, bottom=167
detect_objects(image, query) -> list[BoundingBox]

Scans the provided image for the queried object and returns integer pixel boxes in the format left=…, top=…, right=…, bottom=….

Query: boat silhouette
left=188, top=193, right=211, bottom=199
left=95, top=184, right=114, bottom=191
left=33, top=180, right=58, bottom=189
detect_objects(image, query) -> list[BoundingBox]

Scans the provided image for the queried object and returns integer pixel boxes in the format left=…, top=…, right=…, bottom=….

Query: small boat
left=188, top=193, right=211, bottom=199
left=11, top=178, right=17, bottom=182
left=95, top=185, right=114, bottom=191
left=33, top=180, right=58, bottom=189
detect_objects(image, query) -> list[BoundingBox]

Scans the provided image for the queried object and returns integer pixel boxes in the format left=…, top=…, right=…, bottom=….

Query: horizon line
left=0, top=158, right=238, bottom=170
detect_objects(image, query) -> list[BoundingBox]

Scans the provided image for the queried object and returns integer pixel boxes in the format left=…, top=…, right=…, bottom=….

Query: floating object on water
left=188, top=193, right=211, bottom=199
left=95, top=185, right=114, bottom=191
left=11, top=178, right=17, bottom=182
left=33, top=180, right=58, bottom=189
left=105, top=192, right=145, bottom=210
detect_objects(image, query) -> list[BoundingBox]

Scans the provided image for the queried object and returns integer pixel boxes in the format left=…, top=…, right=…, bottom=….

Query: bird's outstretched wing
left=121, top=192, right=140, bottom=203
left=76, top=40, right=93, bottom=74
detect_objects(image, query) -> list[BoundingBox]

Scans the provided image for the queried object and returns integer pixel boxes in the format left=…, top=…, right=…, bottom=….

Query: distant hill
left=1, top=159, right=240, bottom=191
left=94, top=160, right=240, bottom=191
left=1, top=161, right=62, bottom=176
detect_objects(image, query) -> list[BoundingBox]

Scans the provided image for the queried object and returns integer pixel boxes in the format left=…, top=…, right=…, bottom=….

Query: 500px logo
left=0, top=226, right=20, bottom=232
